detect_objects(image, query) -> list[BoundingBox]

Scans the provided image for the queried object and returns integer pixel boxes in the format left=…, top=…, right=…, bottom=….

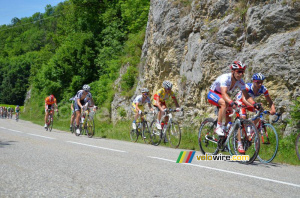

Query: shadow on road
left=0, top=140, right=17, bottom=148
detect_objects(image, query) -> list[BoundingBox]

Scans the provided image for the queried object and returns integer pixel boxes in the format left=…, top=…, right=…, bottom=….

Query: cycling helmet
left=141, top=88, right=149, bottom=93
left=162, top=80, right=173, bottom=89
left=49, top=95, right=54, bottom=102
left=252, top=73, right=265, bottom=81
left=83, top=84, right=90, bottom=92
left=17, top=105, right=19, bottom=107
left=230, top=61, right=246, bottom=70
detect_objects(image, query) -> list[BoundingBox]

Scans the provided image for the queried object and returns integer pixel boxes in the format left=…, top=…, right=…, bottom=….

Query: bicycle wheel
left=296, top=133, right=300, bottom=161
left=130, top=127, right=138, bottom=142
left=142, top=122, right=151, bottom=144
left=198, top=118, right=219, bottom=155
left=257, top=123, right=278, bottom=163
left=168, top=122, right=181, bottom=148
left=49, top=116, right=53, bottom=132
left=150, top=120, right=162, bottom=146
left=86, top=118, right=95, bottom=138
left=231, top=119, right=260, bottom=164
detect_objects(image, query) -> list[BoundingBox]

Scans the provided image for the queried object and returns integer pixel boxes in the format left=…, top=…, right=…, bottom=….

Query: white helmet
left=83, top=84, right=90, bottom=92
left=162, top=80, right=172, bottom=89
left=141, top=88, right=149, bottom=93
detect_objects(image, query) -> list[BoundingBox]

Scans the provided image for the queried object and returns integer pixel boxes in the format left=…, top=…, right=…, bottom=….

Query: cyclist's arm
left=242, top=90, right=255, bottom=105
left=45, top=102, right=48, bottom=110
left=135, top=102, right=141, bottom=112
left=154, top=98, right=164, bottom=112
left=220, top=87, right=233, bottom=104
left=172, top=97, right=179, bottom=108
left=71, top=103, right=74, bottom=111
left=90, top=98, right=95, bottom=106
left=241, top=94, right=253, bottom=107
left=77, top=98, right=83, bottom=109
left=265, top=95, right=276, bottom=115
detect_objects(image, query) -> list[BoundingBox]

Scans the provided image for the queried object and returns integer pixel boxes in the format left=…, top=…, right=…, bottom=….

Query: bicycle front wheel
left=150, top=120, right=162, bottom=146
left=168, top=122, right=181, bottom=148
left=296, top=133, right=300, bottom=161
left=232, top=119, right=260, bottom=164
left=198, top=118, right=219, bottom=155
left=130, top=129, right=138, bottom=142
left=86, top=118, right=95, bottom=138
left=49, top=118, right=53, bottom=132
left=257, top=123, right=278, bottom=163
left=142, top=122, right=151, bottom=144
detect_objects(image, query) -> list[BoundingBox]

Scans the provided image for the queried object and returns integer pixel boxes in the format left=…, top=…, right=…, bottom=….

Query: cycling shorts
left=207, top=90, right=222, bottom=107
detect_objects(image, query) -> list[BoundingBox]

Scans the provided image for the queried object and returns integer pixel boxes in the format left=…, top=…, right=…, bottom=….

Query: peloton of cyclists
left=132, top=88, right=154, bottom=130
left=207, top=61, right=261, bottom=153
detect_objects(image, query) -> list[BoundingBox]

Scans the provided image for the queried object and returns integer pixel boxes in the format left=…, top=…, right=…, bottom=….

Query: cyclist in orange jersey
left=44, top=95, right=58, bottom=128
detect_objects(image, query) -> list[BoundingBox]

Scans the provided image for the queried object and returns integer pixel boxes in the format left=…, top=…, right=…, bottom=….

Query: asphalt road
left=1, top=118, right=299, bottom=197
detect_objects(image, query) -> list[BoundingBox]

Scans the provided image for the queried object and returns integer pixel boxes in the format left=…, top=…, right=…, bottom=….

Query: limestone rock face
left=112, top=0, right=300, bottom=132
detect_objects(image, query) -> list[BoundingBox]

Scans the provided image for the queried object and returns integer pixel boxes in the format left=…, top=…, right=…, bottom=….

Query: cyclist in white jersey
left=207, top=61, right=260, bottom=153
left=132, top=88, right=153, bottom=129
left=74, top=84, right=95, bottom=135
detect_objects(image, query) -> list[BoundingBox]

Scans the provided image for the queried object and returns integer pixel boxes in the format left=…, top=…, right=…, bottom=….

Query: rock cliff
left=112, top=0, right=300, bottom=133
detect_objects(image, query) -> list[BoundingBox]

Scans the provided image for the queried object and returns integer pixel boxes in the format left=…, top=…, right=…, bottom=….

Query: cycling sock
left=217, top=122, right=221, bottom=128
left=238, top=141, right=242, bottom=146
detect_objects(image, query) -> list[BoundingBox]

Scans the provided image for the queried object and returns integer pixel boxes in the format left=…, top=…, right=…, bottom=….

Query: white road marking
left=148, top=156, right=300, bottom=188
left=66, top=141, right=127, bottom=153
left=7, top=129, right=23, bottom=133
left=26, top=133, right=56, bottom=140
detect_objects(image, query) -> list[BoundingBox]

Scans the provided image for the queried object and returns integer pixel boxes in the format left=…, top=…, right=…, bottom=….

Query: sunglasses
left=253, top=80, right=263, bottom=84
left=235, top=70, right=244, bottom=74
left=142, top=92, right=148, bottom=95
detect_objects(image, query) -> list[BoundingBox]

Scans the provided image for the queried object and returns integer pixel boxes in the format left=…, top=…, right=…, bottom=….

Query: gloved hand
left=176, top=107, right=181, bottom=112
left=229, top=101, right=237, bottom=108
left=254, top=103, right=261, bottom=110
left=138, top=110, right=142, bottom=115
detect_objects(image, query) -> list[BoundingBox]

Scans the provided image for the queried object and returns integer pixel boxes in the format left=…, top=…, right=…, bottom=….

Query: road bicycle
left=198, top=105, right=260, bottom=164
left=130, top=112, right=152, bottom=144
left=73, top=106, right=97, bottom=137
left=150, top=108, right=183, bottom=148
left=15, top=112, right=19, bottom=122
left=45, top=109, right=54, bottom=132
left=252, top=110, right=281, bottom=163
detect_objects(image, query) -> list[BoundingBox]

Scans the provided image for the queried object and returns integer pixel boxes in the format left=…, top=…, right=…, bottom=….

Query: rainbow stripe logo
left=176, top=151, right=196, bottom=163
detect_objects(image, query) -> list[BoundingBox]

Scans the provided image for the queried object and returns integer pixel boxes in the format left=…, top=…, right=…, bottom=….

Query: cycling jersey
left=210, top=73, right=246, bottom=94
left=236, top=83, right=269, bottom=100
left=74, top=90, right=92, bottom=111
left=15, top=107, right=20, bottom=113
left=133, top=95, right=151, bottom=105
left=152, top=88, right=175, bottom=105
left=45, top=96, right=57, bottom=105
left=208, top=73, right=246, bottom=107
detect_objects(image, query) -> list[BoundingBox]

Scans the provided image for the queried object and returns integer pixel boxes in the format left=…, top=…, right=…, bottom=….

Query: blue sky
left=0, top=0, right=65, bottom=26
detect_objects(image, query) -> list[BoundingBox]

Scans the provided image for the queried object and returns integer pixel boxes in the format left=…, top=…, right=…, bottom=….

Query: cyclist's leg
left=208, top=90, right=224, bottom=135
left=44, top=107, right=49, bottom=127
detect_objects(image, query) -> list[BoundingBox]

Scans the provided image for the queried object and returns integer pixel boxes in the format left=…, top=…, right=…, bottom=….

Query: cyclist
left=236, top=73, right=276, bottom=123
left=44, top=95, right=58, bottom=128
left=9, top=107, right=14, bottom=119
left=152, top=80, right=181, bottom=130
left=74, top=84, right=95, bottom=135
left=15, top=105, right=20, bottom=120
left=207, top=61, right=260, bottom=153
left=69, top=97, right=76, bottom=131
left=7, top=107, right=11, bottom=119
left=132, top=88, right=154, bottom=130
